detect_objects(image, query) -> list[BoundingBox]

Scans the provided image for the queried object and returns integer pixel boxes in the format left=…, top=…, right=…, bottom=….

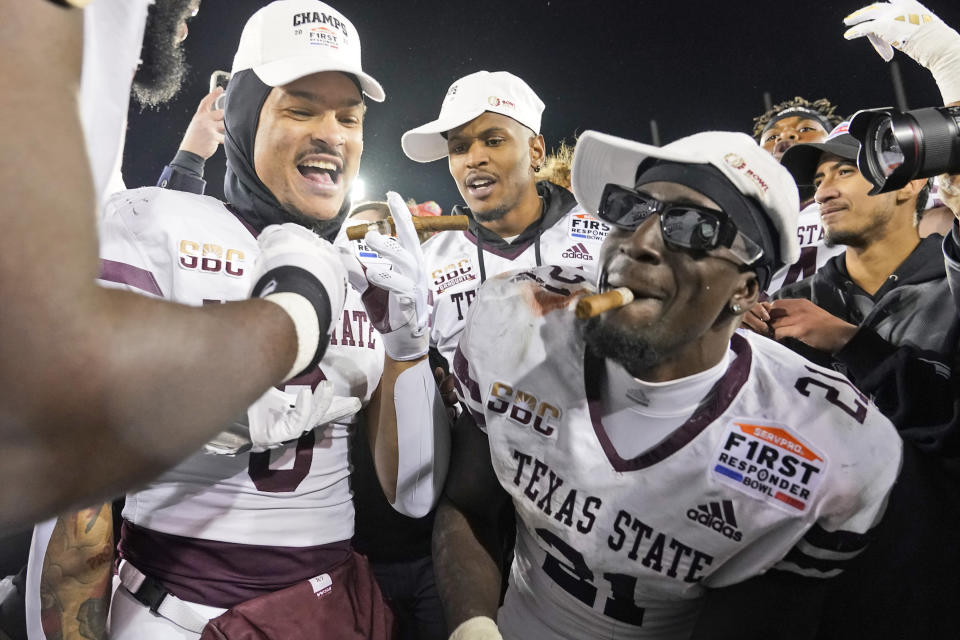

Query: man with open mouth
left=432, top=129, right=901, bottom=639
left=32, top=2, right=444, bottom=638
left=400, top=70, right=607, bottom=372
left=751, top=97, right=846, bottom=294
left=2, top=0, right=367, bottom=541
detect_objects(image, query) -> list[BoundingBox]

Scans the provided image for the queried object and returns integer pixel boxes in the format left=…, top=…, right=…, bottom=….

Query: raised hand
left=178, top=87, right=226, bottom=160
left=844, top=1, right=960, bottom=103
left=357, top=191, right=430, bottom=361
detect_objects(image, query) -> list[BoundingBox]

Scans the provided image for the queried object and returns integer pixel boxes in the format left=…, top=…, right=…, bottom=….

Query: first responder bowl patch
left=712, top=420, right=827, bottom=514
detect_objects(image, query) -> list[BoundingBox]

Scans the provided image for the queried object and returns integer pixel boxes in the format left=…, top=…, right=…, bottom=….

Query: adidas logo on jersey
left=687, top=500, right=742, bottom=541
left=561, top=243, right=593, bottom=261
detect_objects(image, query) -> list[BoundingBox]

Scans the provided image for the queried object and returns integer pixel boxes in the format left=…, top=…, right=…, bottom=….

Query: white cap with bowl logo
left=572, top=130, right=801, bottom=269
left=231, top=0, right=384, bottom=101
left=401, top=70, right=545, bottom=162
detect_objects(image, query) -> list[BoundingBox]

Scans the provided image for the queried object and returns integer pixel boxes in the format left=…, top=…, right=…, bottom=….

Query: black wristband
left=251, top=266, right=333, bottom=377
left=46, top=0, right=93, bottom=8
left=169, top=150, right=207, bottom=179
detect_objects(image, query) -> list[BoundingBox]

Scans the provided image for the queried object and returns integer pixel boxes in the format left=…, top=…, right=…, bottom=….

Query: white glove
left=844, top=0, right=960, bottom=103
left=448, top=617, right=502, bottom=640
left=357, top=191, right=430, bottom=361
left=204, top=381, right=361, bottom=455
left=251, top=223, right=348, bottom=380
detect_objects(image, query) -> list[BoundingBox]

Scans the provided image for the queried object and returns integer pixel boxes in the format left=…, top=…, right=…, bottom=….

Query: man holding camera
left=744, top=124, right=948, bottom=391
left=745, top=3, right=960, bottom=637
left=744, top=0, right=960, bottom=455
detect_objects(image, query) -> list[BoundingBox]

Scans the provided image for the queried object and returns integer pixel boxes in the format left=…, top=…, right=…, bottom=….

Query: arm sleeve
left=156, top=150, right=207, bottom=195
left=391, top=358, right=452, bottom=518
left=774, top=415, right=902, bottom=579
left=833, top=326, right=900, bottom=379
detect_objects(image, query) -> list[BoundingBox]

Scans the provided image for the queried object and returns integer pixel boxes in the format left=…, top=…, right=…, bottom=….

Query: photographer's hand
left=844, top=1, right=960, bottom=104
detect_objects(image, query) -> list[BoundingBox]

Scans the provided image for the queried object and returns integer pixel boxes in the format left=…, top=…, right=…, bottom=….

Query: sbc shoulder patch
left=712, top=420, right=827, bottom=514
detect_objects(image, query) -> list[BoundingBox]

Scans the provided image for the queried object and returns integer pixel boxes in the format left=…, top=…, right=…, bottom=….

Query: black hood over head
left=222, top=69, right=349, bottom=241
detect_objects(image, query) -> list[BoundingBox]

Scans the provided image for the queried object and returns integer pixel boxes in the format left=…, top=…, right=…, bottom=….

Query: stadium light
left=351, top=177, right=366, bottom=202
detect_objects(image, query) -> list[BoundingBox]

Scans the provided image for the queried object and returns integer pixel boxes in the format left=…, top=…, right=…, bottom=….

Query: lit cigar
left=575, top=287, right=635, bottom=319
left=346, top=215, right=470, bottom=241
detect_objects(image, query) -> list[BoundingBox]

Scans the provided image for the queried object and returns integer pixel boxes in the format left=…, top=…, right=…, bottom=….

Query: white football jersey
left=422, top=203, right=606, bottom=368
left=97, top=187, right=384, bottom=547
left=766, top=201, right=844, bottom=295
left=453, top=266, right=901, bottom=639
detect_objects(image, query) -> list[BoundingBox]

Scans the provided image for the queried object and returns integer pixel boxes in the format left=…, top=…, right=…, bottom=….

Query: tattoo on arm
left=38, top=581, right=65, bottom=640
left=40, top=503, right=114, bottom=640
left=77, top=597, right=108, bottom=639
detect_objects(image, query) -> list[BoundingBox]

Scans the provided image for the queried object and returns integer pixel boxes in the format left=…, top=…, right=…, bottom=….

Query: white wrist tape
left=263, top=292, right=320, bottom=381
left=381, top=324, right=430, bottom=362
left=391, top=358, right=451, bottom=517
left=449, top=616, right=502, bottom=640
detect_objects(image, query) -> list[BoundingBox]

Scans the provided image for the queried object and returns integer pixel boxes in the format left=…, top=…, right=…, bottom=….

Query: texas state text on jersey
left=452, top=265, right=902, bottom=640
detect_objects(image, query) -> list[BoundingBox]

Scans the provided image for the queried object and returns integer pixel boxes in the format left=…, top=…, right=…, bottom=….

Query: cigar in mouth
left=575, top=287, right=635, bottom=319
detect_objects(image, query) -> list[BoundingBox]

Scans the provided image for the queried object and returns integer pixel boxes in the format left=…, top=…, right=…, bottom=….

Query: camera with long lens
left=848, top=105, right=960, bottom=194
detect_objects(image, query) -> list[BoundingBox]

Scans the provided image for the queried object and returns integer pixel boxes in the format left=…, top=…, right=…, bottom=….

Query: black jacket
left=774, top=235, right=960, bottom=460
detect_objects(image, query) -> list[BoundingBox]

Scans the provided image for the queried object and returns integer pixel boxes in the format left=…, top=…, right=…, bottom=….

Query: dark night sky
left=122, top=0, right=960, bottom=212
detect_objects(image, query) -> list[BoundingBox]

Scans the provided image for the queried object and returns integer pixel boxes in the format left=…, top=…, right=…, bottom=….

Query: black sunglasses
left=597, top=183, right=764, bottom=265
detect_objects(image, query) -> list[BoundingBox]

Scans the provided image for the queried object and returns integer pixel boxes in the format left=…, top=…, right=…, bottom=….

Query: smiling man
left=75, top=1, right=411, bottom=638
left=751, top=98, right=847, bottom=293
left=432, top=129, right=902, bottom=640
left=1, top=0, right=373, bottom=541
left=751, top=126, right=953, bottom=394
left=400, top=70, right=606, bottom=370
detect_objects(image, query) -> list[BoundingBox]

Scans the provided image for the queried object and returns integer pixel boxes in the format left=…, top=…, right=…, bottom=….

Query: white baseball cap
left=231, top=0, right=384, bottom=102
left=572, top=130, right=801, bottom=267
left=401, top=71, right=545, bottom=162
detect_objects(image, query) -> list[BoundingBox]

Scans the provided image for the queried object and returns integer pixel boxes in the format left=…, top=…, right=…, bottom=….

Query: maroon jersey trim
left=225, top=203, right=260, bottom=239
left=584, top=333, right=753, bottom=472
left=119, top=521, right=352, bottom=608
left=98, top=259, right=163, bottom=296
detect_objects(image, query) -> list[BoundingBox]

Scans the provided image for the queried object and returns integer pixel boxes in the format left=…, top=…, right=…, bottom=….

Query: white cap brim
left=572, top=130, right=695, bottom=215
left=400, top=107, right=488, bottom=163
left=252, top=56, right=385, bottom=102
left=572, top=129, right=802, bottom=268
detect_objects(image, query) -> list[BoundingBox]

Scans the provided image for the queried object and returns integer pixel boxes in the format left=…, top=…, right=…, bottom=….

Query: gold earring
left=730, top=302, right=743, bottom=314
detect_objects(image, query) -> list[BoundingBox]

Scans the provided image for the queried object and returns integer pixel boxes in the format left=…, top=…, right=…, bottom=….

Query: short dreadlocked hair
left=752, top=97, right=844, bottom=142
left=540, top=139, right=576, bottom=190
